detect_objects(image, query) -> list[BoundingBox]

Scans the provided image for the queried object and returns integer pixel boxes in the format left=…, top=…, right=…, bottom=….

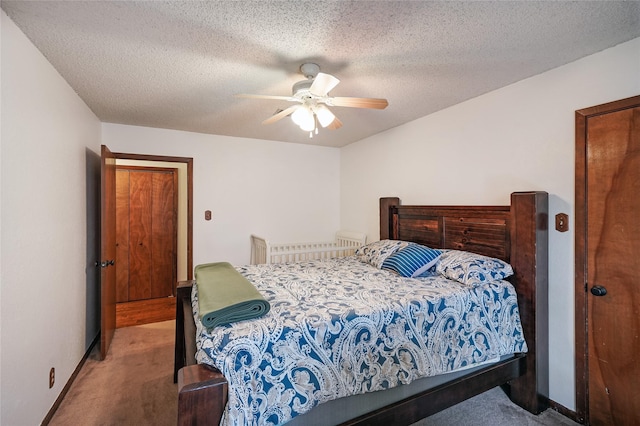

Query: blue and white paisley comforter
left=193, top=257, right=527, bottom=426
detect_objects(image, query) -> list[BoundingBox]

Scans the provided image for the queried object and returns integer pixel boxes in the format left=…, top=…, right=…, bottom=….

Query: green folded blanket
left=195, top=262, right=270, bottom=329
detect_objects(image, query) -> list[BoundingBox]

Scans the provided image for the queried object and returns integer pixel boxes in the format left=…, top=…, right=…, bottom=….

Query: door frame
left=112, top=152, right=194, bottom=280
left=574, top=95, right=640, bottom=422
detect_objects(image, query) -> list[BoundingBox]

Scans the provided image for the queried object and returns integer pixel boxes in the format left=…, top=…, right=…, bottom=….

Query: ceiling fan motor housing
left=292, top=79, right=314, bottom=97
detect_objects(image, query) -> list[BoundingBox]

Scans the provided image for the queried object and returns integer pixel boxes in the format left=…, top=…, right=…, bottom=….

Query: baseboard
left=549, top=398, right=584, bottom=424
left=41, top=333, right=100, bottom=425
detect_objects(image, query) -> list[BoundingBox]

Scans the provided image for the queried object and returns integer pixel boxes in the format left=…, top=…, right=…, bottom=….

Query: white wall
left=102, top=124, right=342, bottom=267
left=340, top=37, right=640, bottom=410
left=1, top=11, right=102, bottom=426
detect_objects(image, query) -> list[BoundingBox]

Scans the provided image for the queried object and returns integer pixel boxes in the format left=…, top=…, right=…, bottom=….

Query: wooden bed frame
left=174, top=191, right=549, bottom=425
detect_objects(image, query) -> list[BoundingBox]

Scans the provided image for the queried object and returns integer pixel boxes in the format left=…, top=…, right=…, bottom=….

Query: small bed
left=250, top=231, right=367, bottom=265
left=174, top=191, right=548, bottom=425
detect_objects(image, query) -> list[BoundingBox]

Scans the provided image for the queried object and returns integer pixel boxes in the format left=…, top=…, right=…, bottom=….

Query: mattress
left=192, top=256, right=527, bottom=426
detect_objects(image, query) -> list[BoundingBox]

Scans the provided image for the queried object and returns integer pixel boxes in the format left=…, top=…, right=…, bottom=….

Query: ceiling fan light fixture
left=291, top=106, right=313, bottom=127
left=314, top=104, right=335, bottom=128
left=292, top=106, right=315, bottom=132
left=299, top=117, right=316, bottom=132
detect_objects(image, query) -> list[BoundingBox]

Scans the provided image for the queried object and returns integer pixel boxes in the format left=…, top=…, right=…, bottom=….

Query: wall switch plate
left=555, top=213, right=569, bottom=232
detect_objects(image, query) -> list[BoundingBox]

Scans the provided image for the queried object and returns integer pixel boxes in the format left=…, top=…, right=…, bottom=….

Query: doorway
left=112, top=153, right=193, bottom=328
left=575, top=95, right=640, bottom=424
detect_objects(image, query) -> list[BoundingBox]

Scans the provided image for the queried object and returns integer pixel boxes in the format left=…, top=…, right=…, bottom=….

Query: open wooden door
left=100, top=145, right=117, bottom=359
left=576, top=96, right=640, bottom=424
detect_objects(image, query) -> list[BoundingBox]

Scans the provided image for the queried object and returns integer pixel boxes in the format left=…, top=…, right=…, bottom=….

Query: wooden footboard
left=175, top=191, right=548, bottom=425
left=175, top=280, right=229, bottom=425
left=343, top=355, right=526, bottom=425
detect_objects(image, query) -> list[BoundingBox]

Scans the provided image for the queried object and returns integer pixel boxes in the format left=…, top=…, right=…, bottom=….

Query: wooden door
left=115, top=167, right=177, bottom=302
left=576, top=96, right=640, bottom=425
left=129, top=170, right=154, bottom=300
left=150, top=169, right=178, bottom=298
left=100, top=145, right=117, bottom=360
left=115, top=169, right=130, bottom=302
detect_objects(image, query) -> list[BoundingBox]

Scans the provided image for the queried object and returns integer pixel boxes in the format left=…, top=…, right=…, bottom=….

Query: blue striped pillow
left=381, top=243, right=442, bottom=278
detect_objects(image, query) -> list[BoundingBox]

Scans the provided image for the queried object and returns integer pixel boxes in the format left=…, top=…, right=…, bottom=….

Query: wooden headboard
left=379, top=191, right=549, bottom=414
left=381, top=198, right=511, bottom=261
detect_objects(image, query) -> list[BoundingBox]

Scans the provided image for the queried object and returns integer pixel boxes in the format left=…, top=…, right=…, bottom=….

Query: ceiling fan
left=236, top=63, right=388, bottom=137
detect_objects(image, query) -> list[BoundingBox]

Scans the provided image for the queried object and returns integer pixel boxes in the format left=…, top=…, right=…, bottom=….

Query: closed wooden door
left=577, top=96, right=640, bottom=425
left=115, top=167, right=177, bottom=302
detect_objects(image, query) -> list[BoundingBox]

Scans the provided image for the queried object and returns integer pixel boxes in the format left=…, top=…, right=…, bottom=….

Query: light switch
left=555, top=213, right=568, bottom=232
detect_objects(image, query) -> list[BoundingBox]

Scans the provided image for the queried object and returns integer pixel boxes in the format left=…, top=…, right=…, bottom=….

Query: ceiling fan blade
left=261, top=105, right=300, bottom=125
left=326, top=116, right=343, bottom=130
left=309, top=72, right=340, bottom=96
left=236, top=94, right=296, bottom=102
left=329, top=97, right=389, bottom=109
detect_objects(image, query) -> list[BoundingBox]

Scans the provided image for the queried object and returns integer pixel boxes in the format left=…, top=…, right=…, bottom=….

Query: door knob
left=590, top=285, right=607, bottom=296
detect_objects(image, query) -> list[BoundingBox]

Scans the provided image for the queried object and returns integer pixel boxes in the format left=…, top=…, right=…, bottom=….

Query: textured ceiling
left=2, top=1, right=639, bottom=147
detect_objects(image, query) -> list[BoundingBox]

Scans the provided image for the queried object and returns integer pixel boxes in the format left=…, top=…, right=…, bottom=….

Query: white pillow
left=436, top=250, right=513, bottom=286
left=355, top=239, right=410, bottom=268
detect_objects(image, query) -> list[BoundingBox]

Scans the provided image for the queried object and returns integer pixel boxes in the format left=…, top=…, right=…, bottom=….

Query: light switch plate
left=555, top=213, right=568, bottom=232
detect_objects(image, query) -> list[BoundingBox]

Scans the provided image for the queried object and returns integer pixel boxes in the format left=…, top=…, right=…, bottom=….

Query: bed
left=174, top=191, right=548, bottom=425
left=250, top=231, right=367, bottom=265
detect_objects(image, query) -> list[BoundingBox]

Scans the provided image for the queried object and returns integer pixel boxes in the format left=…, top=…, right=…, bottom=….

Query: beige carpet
left=50, top=320, right=579, bottom=426
left=50, top=321, right=177, bottom=426
left=412, top=387, right=580, bottom=426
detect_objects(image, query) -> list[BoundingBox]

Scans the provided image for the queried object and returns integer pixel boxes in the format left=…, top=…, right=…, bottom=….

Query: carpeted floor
left=50, top=321, right=580, bottom=426
left=50, top=321, right=178, bottom=426
left=412, top=388, right=580, bottom=426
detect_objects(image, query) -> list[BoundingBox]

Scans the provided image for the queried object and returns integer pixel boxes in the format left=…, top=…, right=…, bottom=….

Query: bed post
left=178, top=364, right=228, bottom=426
left=380, top=197, right=400, bottom=240
left=174, top=281, right=194, bottom=382
left=505, top=191, right=549, bottom=413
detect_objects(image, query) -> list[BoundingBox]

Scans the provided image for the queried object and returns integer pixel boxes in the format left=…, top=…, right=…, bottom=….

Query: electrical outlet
left=49, top=367, right=55, bottom=388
